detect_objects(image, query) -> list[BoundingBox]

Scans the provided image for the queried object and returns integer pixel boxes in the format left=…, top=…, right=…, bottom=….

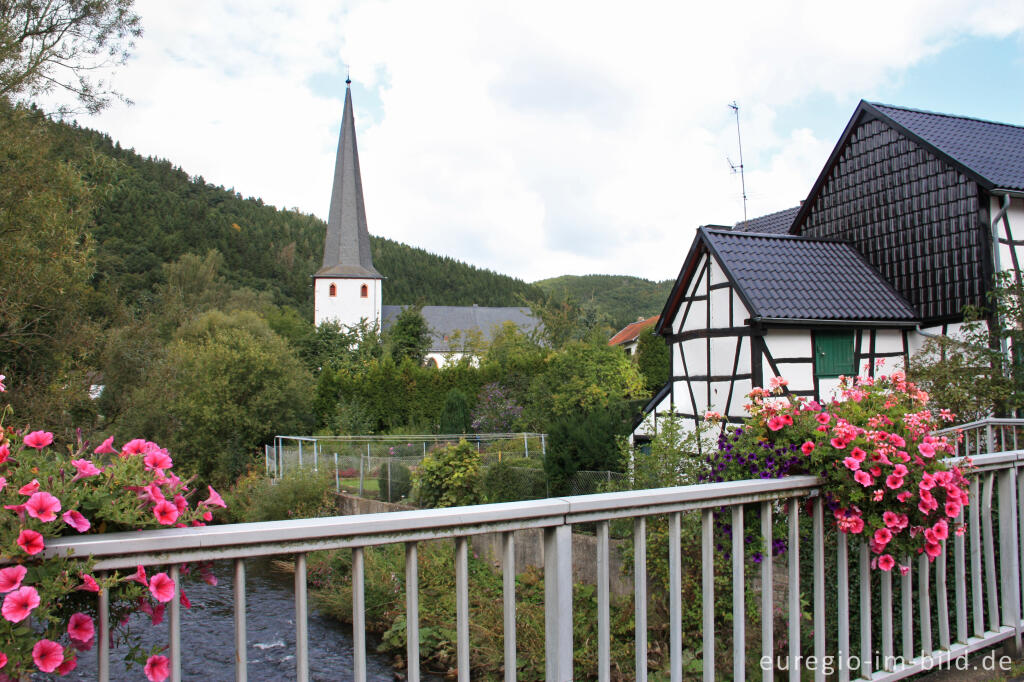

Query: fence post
left=313, top=442, right=318, bottom=473
left=524, top=433, right=529, bottom=458
left=359, top=452, right=365, bottom=497
left=334, top=453, right=339, bottom=493
left=988, top=422, right=996, bottom=454
left=388, top=459, right=393, bottom=503
left=298, top=440, right=303, bottom=470
left=998, top=467, right=1023, bottom=654
left=544, top=524, right=573, bottom=681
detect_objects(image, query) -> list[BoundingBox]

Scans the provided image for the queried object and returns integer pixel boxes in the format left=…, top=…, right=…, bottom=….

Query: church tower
left=314, top=79, right=383, bottom=328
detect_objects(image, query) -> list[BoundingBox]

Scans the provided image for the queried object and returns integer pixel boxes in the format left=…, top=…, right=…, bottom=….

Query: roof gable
left=733, top=206, right=800, bottom=234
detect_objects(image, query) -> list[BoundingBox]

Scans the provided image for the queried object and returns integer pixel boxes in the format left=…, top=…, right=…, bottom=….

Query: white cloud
left=78, top=0, right=1024, bottom=283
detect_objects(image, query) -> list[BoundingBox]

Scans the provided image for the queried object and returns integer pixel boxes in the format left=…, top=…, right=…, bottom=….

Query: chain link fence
left=568, top=470, right=628, bottom=496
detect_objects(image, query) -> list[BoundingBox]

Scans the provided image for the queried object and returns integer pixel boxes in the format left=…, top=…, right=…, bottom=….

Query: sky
left=72, top=0, right=1024, bottom=284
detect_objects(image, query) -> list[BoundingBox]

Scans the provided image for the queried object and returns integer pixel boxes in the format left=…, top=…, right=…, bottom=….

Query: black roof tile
left=872, top=103, right=1024, bottom=191
left=703, top=229, right=918, bottom=321
left=732, top=206, right=800, bottom=234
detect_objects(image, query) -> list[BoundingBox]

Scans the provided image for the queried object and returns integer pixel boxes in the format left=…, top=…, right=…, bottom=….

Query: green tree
left=635, top=327, right=670, bottom=391
left=413, top=440, right=482, bottom=508
left=384, top=305, right=432, bottom=365
left=439, top=388, right=471, bottom=434
left=121, top=310, right=314, bottom=484
left=545, top=401, right=633, bottom=495
left=0, top=0, right=142, bottom=114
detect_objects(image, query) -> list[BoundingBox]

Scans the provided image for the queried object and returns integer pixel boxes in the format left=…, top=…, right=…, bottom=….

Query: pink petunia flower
left=0, top=566, right=27, bottom=593
left=153, top=500, right=179, bottom=525
left=945, top=501, right=962, bottom=519
left=93, top=435, right=118, bottom=455
left=897, top=491, right=913, bottom=503
left=872, top=489, right=884, bottom=501
left=180, top=588, right=191, bottom=609
left=149, top=602, right=166, bottom=625
left=149, top=573, right=175, bottom=603
left=201, top=486, right=227, bottom=509
left=67, top=613, right=95, bottom=643
left=0, top=443, right=8, bottom=464
left=17, top=529, right=44, bottom=555
left=885, top=474, right=904, bottom=490
left=78, top=574, right=100, bottom=592
left=125, top=565, right=148, bottom=586
left=924, top=541, right=942, bottom=559
left=816, top=413, right=831, bottom=425
left=23, top=431, right=53, bottom=450
left=70, top=459, right=102, bottom=480
left=57, top=655, right=77, bottom=675
left=18, top=479, right=39, bottom=495
left=854, top=470, right=873, bottom=487
left=3, top=585, right=40, bottom=622
left=876, top=554, right=896, bottom=571
left=850, top=447, right=866, bottom=462
left=143, top=450, right=173, bottom=472
left=830, top=437, right=848, bottom=449
left=801, top=441, right=815, bottom=455
left=0, top=651, right=6, bottom=668
left=873, top=528, right=892, bottom=547
left=932, top=520, right=949, bottom=541
left=32, top=638, right=64, bottom=673
left=25, top=491, right=61, bottom=522
left=122, top=438, right=155, bottom=456
left=145, top=655, right=170, bottom=682
left=918, top=442, right=936, bottom=458
left=767, top=416, right=785, bottom=431
left=63, top=509, right=91, bottom=533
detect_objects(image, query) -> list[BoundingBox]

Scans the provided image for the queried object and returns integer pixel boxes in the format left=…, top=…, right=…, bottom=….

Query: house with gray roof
left=640, top=100, right=1024, bottom=433
left=315, top=80, right=538, bottom=366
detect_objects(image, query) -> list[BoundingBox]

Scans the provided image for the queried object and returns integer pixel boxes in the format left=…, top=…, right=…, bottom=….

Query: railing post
left=544, top=524, right=573, bottom=681
left=999, top=467, right=1022, bottom=653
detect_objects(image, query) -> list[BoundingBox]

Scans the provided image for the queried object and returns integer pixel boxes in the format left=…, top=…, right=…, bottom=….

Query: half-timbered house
left=640, top=100, right=1024, bottom=434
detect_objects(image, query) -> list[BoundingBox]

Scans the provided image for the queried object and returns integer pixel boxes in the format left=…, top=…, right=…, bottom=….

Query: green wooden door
left=814, top=330, right=855, bottom=377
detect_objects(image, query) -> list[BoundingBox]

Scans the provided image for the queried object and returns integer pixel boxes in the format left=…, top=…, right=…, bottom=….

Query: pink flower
left=897, top=491, right=913, bottom=503
left=854, top=470, right=873, bottom=487
left=201, top=486, right=227, bottom=509
left=843, top=456, right=860, bottom=471
left=32, top=638, right=64, bottom=673
left=872, top=489, right=884, bottom=501
left=93, top=435, right=118, bottom=455
left=143, top=450, right=173, bottom=472
left=23, top=431, right=53, bottom=450
left=0, top=566, right=27, bottom=593
left=883, top=511, right=900, bottom=529
left=877, top=554, right=895, bottom=571
left=149, top=572, right=175, bottom=602
left=850, top=447, right=866, bottom=462
left=18, top=479, right=39, bottom=495
left=153, top=500, right=179, bottom=525
left=122, top=438, right=154, bottom=456
left=918, top=442, right=936, bottom=458
left=63, top=509, right=90, bottom=532
left=149, top=602, right=166, bottom=625
left=885, top=474, right=904, bottom=490
left=57, top=655, right=77, bottom=675
left=0, top=443, right=8, bottom=463
left=17, top=529, right=44, bottom=555
left=125, top=565, right=148, bottom=586
left=67, top=613, right=94, bottom=643
left=924, top=541, right=941, bottom=559
left=769, top=376, right=789, bottom=389
left=172, top=494, right=188, bottom=514
left=873, top=528, right=892, bottom=547
left=767, top=416, right=785, bottom=431
left=801, top=441, right=815, bottom=455
left=945, top=501, right=962, bottom=519
left=2, top=585, right=40, bottom=622
left=830, top=437, right=847, bottom=449
left=70, top=459, right=102, bottom=480
left=0, top=652, right=6, bottom=668
left=932, top=520, right=949, bottom=541
left=25, top=491, right=61, bottom=522
left=180, top=588, right=191, bottom=609
left=816, top=413, right=831, bottom=425
left=78, top=574, right=99, bottom=592
left=145, top=655, right=170, bottom=682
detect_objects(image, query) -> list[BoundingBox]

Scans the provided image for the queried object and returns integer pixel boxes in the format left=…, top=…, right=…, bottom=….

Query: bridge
left=45, top=418, right=1024, bottom=681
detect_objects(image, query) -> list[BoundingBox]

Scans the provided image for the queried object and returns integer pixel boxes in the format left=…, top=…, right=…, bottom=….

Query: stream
left=67, top=558, right=405, bottom=681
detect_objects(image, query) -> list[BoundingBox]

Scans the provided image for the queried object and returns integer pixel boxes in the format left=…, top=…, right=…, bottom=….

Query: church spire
left=317, top=80, right=381, bottom=278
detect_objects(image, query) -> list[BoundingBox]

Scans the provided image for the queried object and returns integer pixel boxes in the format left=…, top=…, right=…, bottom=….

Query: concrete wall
left=336, top=493, right=631, bottom=594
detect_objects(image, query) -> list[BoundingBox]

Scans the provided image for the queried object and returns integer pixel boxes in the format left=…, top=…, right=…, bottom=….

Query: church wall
left=314, top=278, right=382, bottom=328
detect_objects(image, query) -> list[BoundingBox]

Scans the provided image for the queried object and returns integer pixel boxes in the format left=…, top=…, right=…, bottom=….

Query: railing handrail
left=935, top=417, right=1024, bottom=433
left=44, top=475, right=822, bottom=569
left=276, top=432, right=545, bottom=443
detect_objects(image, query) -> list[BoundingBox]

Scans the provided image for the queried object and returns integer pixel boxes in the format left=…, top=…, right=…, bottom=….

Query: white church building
left=314, top=81, right=537, bottom=366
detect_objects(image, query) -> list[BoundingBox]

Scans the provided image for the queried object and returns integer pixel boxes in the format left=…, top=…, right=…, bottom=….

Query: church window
left=814, top=330, right=855, bottom=377
left=360, top=284, right=368, bottom=298
left=328, top=284, right=337, bottom=297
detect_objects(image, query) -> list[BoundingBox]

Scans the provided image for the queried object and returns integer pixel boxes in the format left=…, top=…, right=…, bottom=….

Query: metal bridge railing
left=43, top=439, right=1024, bottom=681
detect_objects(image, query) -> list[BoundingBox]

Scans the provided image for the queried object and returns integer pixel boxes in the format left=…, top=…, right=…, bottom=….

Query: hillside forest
left=1, top=100, right=671, bottom=490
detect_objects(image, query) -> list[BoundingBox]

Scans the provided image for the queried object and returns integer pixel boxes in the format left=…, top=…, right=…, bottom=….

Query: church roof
left=381, top=305, right=539, bottom=352
left=316, top=82, right=382, bottom=279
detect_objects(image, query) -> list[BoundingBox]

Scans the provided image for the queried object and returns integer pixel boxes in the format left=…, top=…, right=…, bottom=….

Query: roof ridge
left=869, top=101, right=1024, bottom=132
left=705, top=227, right=851, bottom=244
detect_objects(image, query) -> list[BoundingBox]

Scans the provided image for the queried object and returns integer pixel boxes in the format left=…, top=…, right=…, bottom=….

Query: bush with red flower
left=702, top=368, right=969, bottom=572
left=0, top=376, right=227, bottom=680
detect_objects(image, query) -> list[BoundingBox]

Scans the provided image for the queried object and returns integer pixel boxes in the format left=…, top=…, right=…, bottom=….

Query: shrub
left=482, top=457, right=547, bottom=502
left=225, top=468, right=337, bottom=523
left=412, top=439, right=482, bottom=508
left=439, top=388, right=471, bottom=434
left=377, top=462, right=412, bottom=502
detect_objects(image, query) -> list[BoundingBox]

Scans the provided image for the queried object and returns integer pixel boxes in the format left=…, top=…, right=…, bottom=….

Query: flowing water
left=67, top=559, right=404, bottom=681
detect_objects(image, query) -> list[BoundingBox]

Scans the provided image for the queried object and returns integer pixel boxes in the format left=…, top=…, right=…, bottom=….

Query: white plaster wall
left=729, top=378, right=752, bottom=415
left=731, top=291, right=748, bottom=326
left=774, top=361, right=813, bottom=390
left=709, top=259, right=728, bottom=286
left=682, top=338, right=708, bottom=376
left=709, top=380, right=731, bottom=413
left=710, top=336, right=737, bottom=376
left=682, top=300, right=707, bottom=332
left=907, top=321, right=970, bottom=357
left=991, top=195, right=1024, bottom=277
left=709, top=288, right=731, bottom=327
left=314, top=278, right=382, bottom=328
left=734, top=337, right=751, bottom=375
left=764, top=329, right=813, bottom=392
left=818, top=377, right=843, bottom=400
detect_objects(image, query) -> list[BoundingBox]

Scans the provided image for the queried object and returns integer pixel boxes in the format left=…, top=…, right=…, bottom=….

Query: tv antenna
left=727, top=101, right=748, bottom=227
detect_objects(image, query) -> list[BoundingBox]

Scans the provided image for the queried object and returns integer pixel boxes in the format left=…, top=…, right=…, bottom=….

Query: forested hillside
left=45, top=118, right=542, bottom=313
left=534, top=274, right=673, bottom=329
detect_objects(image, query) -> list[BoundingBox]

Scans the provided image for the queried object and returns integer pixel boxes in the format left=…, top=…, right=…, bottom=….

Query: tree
left=634, top=328, right=670, bottom=392
left=413, top=440, right=482, bottom=508
left=384, top=304, right=432, bottom=365
left=0, top=0, right=142, bottom=114
left=439, top=388, right=471, bottom=434
left=121, top=310, right=314, bottom=484
left=545, top=400, right=633, bottom=495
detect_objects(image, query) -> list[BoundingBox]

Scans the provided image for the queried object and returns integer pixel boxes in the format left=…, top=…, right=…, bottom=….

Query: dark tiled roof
left=732, top=206, right=800, bottom=234
left=872, top=103, right=1024, bottom=191
left=608, top=315, right=658, bottom=346
left=382, top=305, right=539, bottom=352
left=703, top=229, right=918, bottom=321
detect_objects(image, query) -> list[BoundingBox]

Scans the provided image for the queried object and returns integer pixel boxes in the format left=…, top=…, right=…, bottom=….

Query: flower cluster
left=706, top=366, right=968, bottom=572
left=0, top=376, right=227, bottom=680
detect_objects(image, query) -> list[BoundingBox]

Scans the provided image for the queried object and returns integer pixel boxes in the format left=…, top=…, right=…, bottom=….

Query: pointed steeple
left=317, top=80, right=382, bottom=278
